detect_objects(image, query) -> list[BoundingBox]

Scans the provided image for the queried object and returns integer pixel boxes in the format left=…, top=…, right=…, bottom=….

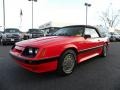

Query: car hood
left=16, top=36, right=80, bottom=47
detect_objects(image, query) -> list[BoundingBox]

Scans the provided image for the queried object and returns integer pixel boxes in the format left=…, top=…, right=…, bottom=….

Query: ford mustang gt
left=10, top=25, right=109, bottom=75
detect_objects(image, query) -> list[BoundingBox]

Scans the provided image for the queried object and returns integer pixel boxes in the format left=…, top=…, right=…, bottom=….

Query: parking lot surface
left=0, top=42, right=120, bottom=90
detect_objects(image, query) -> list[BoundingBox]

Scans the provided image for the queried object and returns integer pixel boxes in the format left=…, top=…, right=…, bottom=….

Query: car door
left=78, top=27, right=103, bottom=62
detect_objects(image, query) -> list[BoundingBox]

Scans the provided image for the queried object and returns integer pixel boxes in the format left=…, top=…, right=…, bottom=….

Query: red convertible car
left=10, top=25, right=109, bottom=75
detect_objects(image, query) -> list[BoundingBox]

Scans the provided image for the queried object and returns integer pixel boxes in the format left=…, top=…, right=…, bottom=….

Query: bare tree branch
left=100, top=7, right=120, bottom=28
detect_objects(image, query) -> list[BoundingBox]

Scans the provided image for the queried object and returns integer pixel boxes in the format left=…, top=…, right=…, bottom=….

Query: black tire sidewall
left=57, top=50, right=76, bottom=75
left=101, top=45, right=107, bottom=57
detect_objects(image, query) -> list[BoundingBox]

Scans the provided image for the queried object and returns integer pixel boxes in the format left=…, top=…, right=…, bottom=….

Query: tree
left=100, top=6, right=120, bottom=29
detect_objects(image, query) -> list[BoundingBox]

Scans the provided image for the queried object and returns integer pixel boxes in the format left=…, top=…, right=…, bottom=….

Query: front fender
left=60, top=44, right=78, bottom=55
left=63, top=44, right=78, bottom=50
left=37, top=44, right=78, bottom=60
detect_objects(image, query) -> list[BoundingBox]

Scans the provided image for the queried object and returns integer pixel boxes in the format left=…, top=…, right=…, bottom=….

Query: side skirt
left=77, top=45, right=103, bottom=63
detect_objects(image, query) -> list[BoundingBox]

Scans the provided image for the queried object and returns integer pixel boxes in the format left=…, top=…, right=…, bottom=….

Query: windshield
left=5, top=29, right=20, bottom=33
left=52, top=27, right=84, bottom=36
left=28, top=29, right=42, bottom=33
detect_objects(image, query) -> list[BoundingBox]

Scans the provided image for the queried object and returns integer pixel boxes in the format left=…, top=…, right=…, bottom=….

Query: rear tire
left=57, top=50, right=76, bottom=75
left=101, top=45, right=107, bottom=57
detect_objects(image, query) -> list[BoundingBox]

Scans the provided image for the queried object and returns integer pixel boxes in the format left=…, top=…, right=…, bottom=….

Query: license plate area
left=11, top=39, right=14, bottom=41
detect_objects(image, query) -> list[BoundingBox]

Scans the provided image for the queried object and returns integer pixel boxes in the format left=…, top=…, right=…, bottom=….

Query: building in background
left=39, top=21, right=72, bottom=36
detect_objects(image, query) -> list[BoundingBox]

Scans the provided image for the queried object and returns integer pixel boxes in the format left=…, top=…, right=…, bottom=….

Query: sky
left=0, top=0, right=120, bottom=32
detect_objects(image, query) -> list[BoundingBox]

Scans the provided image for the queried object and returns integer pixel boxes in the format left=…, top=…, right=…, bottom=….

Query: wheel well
left=104, top=42, right=109, bottom=46
left=105, top=42, right=109, bottom=49
left=61, top=48, right=78, bottom=56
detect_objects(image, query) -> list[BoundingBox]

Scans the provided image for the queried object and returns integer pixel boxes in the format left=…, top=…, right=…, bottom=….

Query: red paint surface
left=10, top=35, right=109, bottom=73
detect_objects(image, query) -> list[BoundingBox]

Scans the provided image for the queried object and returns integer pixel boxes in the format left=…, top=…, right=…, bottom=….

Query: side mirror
left=84, top=34, right=91, bottom=39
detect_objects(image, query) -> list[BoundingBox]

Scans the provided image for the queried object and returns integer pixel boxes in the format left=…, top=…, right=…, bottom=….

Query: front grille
left=6, top=39, right=19, bottom=42
left=7, top=34, right=20, bottom=39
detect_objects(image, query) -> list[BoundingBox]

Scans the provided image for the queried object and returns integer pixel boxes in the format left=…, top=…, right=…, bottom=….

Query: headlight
left=2, top=34, right=6, bottom=38
left=28, top=48, right=38, bottom=54
left=22, top=47, right=39, bottom=58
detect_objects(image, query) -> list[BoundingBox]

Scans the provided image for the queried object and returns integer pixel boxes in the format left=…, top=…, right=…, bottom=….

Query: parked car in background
left=2, top=28, right=22, bottom=45
left=100, top=32, right=111, bottom=41
left=96, top=25, right=110, bottom=41
left=40, top=27, right=60, bottom=36
left=23, top=29, right=44, bottom=40
left=0, top=32, right=2, bottom=39
left=10, top=25, right=109, bottom=75
left=0, top=31, right=3, bottom=44
left=0, top=31, right=2, bottom=37
left=109, top=32, right=120, bottom=41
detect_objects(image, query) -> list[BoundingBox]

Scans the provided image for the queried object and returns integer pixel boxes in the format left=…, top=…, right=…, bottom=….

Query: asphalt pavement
left=0, top=42, right=120, bottom=90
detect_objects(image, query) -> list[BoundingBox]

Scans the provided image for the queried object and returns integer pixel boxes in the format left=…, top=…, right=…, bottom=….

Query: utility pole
left=3, top=0, right=5, bottom=30
left=85, top=3, right=91, bottom=25
left=28, top=0, right=37, bottom=29
left=20, top=9, right=23, bottom=29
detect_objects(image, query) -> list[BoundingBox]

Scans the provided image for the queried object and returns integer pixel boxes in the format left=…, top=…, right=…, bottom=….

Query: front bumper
left=116, top=37, right=120, bottom=41
left=2, top=38, right=21, bottom=43
left=10, top=51, right=58, bottom=73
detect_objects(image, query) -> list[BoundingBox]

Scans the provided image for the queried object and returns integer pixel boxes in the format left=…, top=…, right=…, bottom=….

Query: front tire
left=57, top=50, right=76, bottom=75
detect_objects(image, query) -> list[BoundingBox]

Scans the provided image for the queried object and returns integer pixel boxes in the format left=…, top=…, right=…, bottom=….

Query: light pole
left=28, top=0, right=37, bottom=29
left=3, top=0, right=5, bottom=31
left=85, top=3, right=91, bottom=25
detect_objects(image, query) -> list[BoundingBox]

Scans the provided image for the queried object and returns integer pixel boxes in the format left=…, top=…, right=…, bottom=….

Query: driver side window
left=84, top=28, right=100, bottom=38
